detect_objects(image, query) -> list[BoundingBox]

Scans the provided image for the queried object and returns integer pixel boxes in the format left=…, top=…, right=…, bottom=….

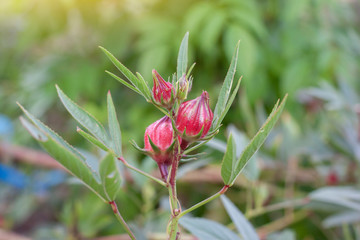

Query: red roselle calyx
left=152, top=69, right=175, bottom=109
left=176, top=91, right=214, bottom=145
left=144, top=116, right=179, bottom=180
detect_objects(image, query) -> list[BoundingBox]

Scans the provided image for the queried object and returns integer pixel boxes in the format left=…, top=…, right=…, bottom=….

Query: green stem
left=109, top=201, right=136, bottom=240
left=178, top=185, right=229, bottom=218
left=343, top=224, right=353, bottom=240
left=118, top=157, right=166, bottom=187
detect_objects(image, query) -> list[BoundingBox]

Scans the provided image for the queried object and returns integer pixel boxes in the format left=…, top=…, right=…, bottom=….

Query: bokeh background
left=1, top=0, right=360, bottom=239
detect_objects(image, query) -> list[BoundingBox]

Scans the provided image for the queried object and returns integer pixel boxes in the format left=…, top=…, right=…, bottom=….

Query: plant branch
left=178, top=185, right=229, bottom=218
left=109, top=201, right=136, bottom=240
left=118, top=157, right=166, bottom=187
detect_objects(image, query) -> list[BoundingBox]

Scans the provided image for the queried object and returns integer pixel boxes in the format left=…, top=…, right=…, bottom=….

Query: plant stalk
left=118, top=157, right=166, bottom=187
left=109, top=201, right=136, bottom=240
left=178, top=185, right=229, bottom=218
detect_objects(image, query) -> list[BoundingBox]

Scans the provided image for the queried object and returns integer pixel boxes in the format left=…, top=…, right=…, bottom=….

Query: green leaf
left=221, top=134, right=236, bottom=185
left=100, top=46, right=150, bottom=100
left=221, top=195, right=260, bottom=240
left=222, top=95, right=287, bottom=186
left=212, top=41, right=240, bottom=129
left=177, top=32, right=189, bottom=81
left=18, top=105, right=106, bottom=201
left=77, top=127, right=109, bottom=152
left=19, top=116, right=47, bottom=142
left=107, top=91, right=122, bottom=157
left=135, top=72, right=151, bottom=99
left=56, top=85, right=110, bottom=147
left=99, top=153, right=122, bottom=201
left=179, top=217, right=241, bottom=240
left=214, top=77, right=242, bottom=131
left=105, top=71, right=142, bottom=95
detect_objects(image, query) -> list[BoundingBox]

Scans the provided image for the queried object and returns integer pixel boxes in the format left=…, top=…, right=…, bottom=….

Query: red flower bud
left=176, top=91, right=214, bottom=142
left=326, top=171, right=339, bottom=186
left=144, top=116, right=178, bottom=180
left=152, top=69, right=174, bottom=109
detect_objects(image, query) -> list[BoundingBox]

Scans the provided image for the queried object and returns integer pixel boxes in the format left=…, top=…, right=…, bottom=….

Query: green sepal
left=181, top=125, right=205, bottom=142
left=129, top=140, right=148, bottom=155
left=147, top=135, right=161, bottom=154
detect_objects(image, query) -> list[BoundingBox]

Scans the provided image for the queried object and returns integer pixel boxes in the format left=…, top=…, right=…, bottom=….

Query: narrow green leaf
left=18, top=107, right=106, bottom=201
left=100, top=153, right=122, bottom=201
left=177, top=32, right=189, bottom=81
left=212, top=41, right=240, bottom=129
left=186, top=62, right=196, bottom=79
left=216, top=77, right=242, bottom=130
left=221, top=134, right=236, bottom=185
left=105, top=71, right=142, bottom=95
left=136, top=72, right=151, bottom=100
left=226, top=94, right=287, bottom=186
left=100, top=46, right=150, bottom=100
left=56, top=85, right=110, bottom=147
left=221, top=195, right=260, bottom=240
left=19, top=116, right=47, bottom=142
left=77, top=127, right=109, bottom=152
left=107, top=91, right=122, bottom=157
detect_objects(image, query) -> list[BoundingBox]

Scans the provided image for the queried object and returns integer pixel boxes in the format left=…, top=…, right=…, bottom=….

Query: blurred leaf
left=280, top=57, right=312, bottom=96
left=212, top=41, right=240, bottom=129
left=177, top=32, right=189, bottom=81
left=222, top=95, right=287, bottom=186
left=323, top=211, right=360, bottom=228
left=107, top=91, right=122, bottom=157
left=184, top=2, right=214, bottom=35
left=310, top=187, right=360, bottom=212
left=228, top=7, right=265, bottom=39
left=267, top=230, right=296, bottom=240
left=56, top=85, right=110, bottom=147
left=224, top=24, right=257, bottom=79
left=199, top=10, right=226, bottom=54
left=138, top=45, right=171, bottom=81
left=18, top=107, right=105, bottom=201
left=99, top=153, right=122, bottom=201
left=179, top=217, right=241, bottom=240
left=221, top=195, right=259, bottom=240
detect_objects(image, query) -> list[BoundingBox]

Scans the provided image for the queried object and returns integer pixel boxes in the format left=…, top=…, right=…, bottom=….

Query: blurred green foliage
left=1, top=0, right=360, bottom=239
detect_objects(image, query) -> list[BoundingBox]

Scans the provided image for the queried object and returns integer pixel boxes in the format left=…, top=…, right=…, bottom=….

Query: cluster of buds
left=138, top=70, right=213, bottom=180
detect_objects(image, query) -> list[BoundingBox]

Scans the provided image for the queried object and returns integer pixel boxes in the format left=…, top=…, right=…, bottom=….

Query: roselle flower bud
left=176, top=74, right=192, bottom=100
left=176, top=91, right=214, bottom=143
left=152, top=69, right=174, bottom=109
left=144, top=116, right=177, bottom=180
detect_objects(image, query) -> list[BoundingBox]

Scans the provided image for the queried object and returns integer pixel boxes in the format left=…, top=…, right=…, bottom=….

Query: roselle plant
left=18, top=33, right=287, bottom=239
